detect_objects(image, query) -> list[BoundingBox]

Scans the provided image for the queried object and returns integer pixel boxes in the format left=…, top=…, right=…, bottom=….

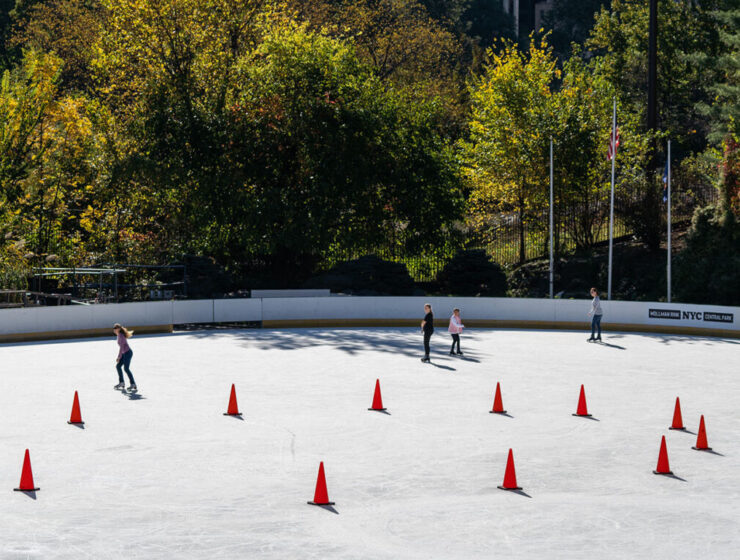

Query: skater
left=448, top=308, right=464, bottom=355
left=114, top=323, right=137, bottom=391
left=587, top=287, right=603, bottom=342
left=421, top=303, right=434, bottom=362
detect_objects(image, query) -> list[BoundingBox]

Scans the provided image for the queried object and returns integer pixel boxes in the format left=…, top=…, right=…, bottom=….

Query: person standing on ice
left=421, top=303, right=434, bottom=362
left=448, top=308, right=464, bottom=355
left=114, top=323, right=137, bottom=391
left=587, top=287, right=603, bottom=342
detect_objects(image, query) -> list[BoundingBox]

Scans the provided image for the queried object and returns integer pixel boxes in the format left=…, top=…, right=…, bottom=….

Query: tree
left=586, top=0, right=726, bottom=249
left=550, top=53, right=614, bottom=249
left=542, top=0, right=610, bottom=60
left=587, top=0, right=724, bottom=154
left=697, top=1, right=740, bottom=217
left=10, top=0, right=102, bottom=93
left=226, top=23, right=464, bottom=279
left=461, top=37, right=558, bottom=263
left=92, top=2, right=463, bottom=280
left=291, top=0, right=467, bottom=133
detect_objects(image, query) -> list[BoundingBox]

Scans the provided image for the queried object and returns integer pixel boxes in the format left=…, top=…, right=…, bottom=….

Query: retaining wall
left=0, top=297, right=737, bottom=342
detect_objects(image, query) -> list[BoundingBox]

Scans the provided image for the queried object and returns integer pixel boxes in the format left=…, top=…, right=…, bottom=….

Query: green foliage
left=435, top=249, right=507, bottom=296
left=587, top=0, right=723, bottom=154
left=674, top=205, right=740, bottom=306
left=303, top=255, right=416, bottom=295
left=0, top=0, right=736, bottom=304
left=461, top=37, right=558, bottom=263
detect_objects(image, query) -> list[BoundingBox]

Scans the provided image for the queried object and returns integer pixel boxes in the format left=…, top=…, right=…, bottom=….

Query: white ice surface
left=0, top=328, right=739, bottom=559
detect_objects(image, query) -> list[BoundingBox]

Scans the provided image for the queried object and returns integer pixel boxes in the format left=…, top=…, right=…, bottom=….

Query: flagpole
left=549, top=137, right=554, bottom=299
left=607, top=98, right=616, bottom=301
left=667, top=139, right=671, bottom=302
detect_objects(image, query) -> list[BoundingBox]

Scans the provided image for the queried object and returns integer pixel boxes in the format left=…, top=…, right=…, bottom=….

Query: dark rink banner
left=649, top=308, right=734, bottom=324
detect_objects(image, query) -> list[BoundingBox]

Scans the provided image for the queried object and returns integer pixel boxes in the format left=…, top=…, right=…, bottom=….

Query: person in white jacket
left=448, top=308, right=464, bottom=355
left=587, top=287, right=603, bottom=342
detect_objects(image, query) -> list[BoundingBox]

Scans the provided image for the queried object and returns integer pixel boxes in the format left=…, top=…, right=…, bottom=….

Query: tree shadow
left=184, top=328, right=486, bottom=360
left=654, top=334, right=739, bottom=346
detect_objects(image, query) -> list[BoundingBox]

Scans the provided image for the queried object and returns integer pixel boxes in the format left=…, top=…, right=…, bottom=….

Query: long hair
left=114, top=323, right=134, bottom=338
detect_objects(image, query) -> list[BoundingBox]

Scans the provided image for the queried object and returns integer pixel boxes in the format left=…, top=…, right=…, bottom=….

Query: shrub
left=674, top=205, right=740, bottom=306
left=303, top=255, right=416, bottom=295
left=435, top=249, right=507, bottom=296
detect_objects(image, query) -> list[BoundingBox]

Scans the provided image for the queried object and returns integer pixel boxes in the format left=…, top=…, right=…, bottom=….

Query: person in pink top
left=113, top=323, right=137, bottom=392
left=448, top=308, right=464, bottom=356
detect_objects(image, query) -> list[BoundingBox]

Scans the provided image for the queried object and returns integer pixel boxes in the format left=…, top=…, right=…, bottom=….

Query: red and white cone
left=653, top=435, right=673, bottom=475
left=572, top=384, right=591, bottom=417
left=223, top=384, right=242, bottom=416
left=368, top=379, right=386, bottom=412
left=68, top=391, right=84, bottom=425
left=489, top=382, right=507, bottom=414
left=497, top=449, right=522, bottom=491
left=307, top=462, right=335, bottom=506
left=692, top=415, right=712, bottom=451
left=14, top=449, right=40, bottom=492
left=668, top=397, right=685, bottom=430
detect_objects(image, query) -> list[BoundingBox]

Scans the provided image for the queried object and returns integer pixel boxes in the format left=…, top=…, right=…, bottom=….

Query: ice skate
left=113, top=382, right=125, bottom=390
left=421, top=356, right=430, bottom=363
left=127, top=384, right=138, bottom=393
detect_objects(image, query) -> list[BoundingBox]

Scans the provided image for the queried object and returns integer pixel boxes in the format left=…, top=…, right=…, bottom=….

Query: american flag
left=607, top=127, right=620, bottom=161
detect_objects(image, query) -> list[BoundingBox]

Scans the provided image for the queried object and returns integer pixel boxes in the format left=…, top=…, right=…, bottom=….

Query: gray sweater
left=591, top=296, right=603, bottom=316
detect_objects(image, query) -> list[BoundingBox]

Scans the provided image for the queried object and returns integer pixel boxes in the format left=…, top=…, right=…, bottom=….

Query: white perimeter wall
left=0, top=297, right=737, bottom=338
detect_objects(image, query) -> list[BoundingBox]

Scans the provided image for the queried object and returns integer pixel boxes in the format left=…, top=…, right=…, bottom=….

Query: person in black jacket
left=421, top=303, right=434, bottom=363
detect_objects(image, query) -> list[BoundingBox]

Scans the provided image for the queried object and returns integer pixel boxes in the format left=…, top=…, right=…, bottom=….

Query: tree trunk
left=518, top=203, right=525, bottom=264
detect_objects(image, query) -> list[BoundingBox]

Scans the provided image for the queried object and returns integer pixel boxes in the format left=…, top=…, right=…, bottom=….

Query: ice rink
left=1, top=327, right=739, bottom=559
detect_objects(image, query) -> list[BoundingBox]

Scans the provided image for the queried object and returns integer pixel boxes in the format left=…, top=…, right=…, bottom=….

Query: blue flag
left=662, top=160, right=668, bottom=203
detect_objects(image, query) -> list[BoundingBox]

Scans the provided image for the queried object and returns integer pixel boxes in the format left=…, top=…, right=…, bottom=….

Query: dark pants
left=116, top=349, right=136, bottom=384
left=591, top=315, right=602, bottom=339
left=423, top=331, right=432, bottom=357
left=450, top=334, right=460, bottom=353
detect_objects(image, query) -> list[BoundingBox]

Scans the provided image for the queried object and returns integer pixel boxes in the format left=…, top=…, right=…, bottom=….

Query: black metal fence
left=327, top=181, right=719, bottom=282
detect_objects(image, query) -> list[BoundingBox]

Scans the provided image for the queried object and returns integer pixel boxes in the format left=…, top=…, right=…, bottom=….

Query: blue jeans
left=591, top=315, right=602, bottom=339
left=116, top=349, right=135, bottom=384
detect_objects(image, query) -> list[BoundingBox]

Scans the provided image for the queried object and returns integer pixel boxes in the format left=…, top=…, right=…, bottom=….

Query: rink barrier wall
left=0, top=297, right=737, bottom=342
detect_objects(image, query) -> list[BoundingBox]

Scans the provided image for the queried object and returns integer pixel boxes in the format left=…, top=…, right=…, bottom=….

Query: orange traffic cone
left=572, top=384, right=591, bottom=417
left=14, top=449, right=40, bottom=492
left=497, top=449, right=522, bottom=491
left=68, top=391, right=84, bottom=425
left=668, top=397, right=685, bottom=430
left=223, top=384, right=242, bottom=416
left=368, top=379, right=386, bottom=412
left=653, top=435, right=673, bottom=475
left=692, top=415, right=712, bottom=451
left=307, top=462, right=335, bottom=506
left=489, top=382, right=507, bottom=414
